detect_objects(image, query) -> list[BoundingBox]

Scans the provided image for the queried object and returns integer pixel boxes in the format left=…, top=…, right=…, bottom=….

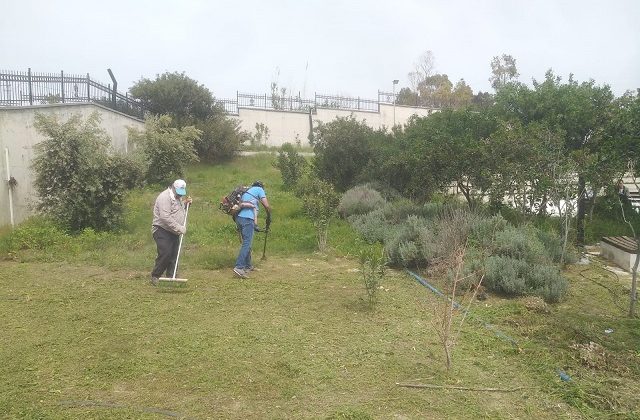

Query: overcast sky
left=2, top=0, right=639, bottom=100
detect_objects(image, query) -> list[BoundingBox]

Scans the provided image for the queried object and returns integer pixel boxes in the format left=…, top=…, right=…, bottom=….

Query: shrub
left=359, top=247, right=386, bottom=306
left=359, top=181, right=402, bottom=201
left=128, top=115, right=200, bottom=185
left=338, top=185, right=386, bottom=218
left=493, top=226, right=549, bottom=264
left=348, top=208, right=388, bottom=244
left=458, top=246, right=486, bottom=290
left=32, top=112, right=144, bottom=232
left=484, top=256, right=568, bottom=302
left=534, top=228, right=578, bottom=264
left=383, top=215, right=432, bottom=267
left=468, top=214, right=508, bottom=249
left=434, top=207, right=481, bottom=253
left=298, top=177, right=340, bottom=252
left=381, top=198, right=423, bottom=223
left=275, top=143, right=308, bottom=190
left=528, top=264, right=568, bottom=302
left=484, top=256, right=528, bottom=295
left=195, top=115, right=247, bottom=162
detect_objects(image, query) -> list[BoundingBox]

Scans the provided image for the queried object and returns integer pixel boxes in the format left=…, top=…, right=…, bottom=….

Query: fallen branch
left=396, top=383, right=529, bottom=392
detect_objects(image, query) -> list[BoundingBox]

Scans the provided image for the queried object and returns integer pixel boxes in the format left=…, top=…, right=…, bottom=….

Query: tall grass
left=0, top=155, right=368, bottom=269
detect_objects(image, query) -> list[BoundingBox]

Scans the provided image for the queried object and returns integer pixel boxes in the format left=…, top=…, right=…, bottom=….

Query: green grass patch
left=0, top=155, right=638, bottom=418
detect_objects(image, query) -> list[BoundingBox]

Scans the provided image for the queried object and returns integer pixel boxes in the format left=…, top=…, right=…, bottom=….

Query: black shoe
left=150, top=276, right=159, bottom=286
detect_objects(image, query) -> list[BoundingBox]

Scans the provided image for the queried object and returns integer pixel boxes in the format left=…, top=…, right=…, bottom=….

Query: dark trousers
left=152, top=227, right=180, bottom=278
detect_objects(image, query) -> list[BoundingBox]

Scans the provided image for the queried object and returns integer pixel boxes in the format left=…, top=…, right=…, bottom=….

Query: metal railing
left=219, top=90, right=419, bottom=115
left=0, top=69, right=146, bottom=118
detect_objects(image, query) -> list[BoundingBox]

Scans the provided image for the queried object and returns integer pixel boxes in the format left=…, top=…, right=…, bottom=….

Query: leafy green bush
left=338, top=185, right=386, bottom=218
left=312, top=116, right=389, bottom=191
left=275, top=143, right=308, bottom=190
left=128, top=115, right=200, bottom=185
left=298, top=177, right=341, bottom=252
left=195, top=115, right=247, bottom=162
left=32, top=112, right=144, bottom=232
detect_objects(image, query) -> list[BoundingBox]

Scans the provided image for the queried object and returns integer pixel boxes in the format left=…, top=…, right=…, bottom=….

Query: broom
left=158, top=202, right=190, bottom=286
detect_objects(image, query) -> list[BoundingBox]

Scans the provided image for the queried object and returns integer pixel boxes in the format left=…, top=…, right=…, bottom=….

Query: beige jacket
left=151, top=188, right=187, bottom=235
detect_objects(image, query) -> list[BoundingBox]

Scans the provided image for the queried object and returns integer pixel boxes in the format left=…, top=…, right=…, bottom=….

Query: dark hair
left=252, top=180, right=264, bottom=188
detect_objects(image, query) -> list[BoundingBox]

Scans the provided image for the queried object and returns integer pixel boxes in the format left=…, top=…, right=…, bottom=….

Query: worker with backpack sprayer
left=232, top=180, right=271, bottom=278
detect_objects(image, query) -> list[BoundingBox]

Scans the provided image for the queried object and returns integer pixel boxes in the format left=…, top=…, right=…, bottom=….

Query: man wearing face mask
left=150, top=179, right=193, bottom=286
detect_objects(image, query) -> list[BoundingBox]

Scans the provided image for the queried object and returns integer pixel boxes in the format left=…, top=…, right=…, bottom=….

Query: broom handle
left=171, top=202, right=190, bottom=279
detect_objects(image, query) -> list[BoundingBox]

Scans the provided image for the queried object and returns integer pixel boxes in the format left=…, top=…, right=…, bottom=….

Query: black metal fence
left=0, top=69, right=145, bottom=118
left=220, top=90, right=406, bottom=115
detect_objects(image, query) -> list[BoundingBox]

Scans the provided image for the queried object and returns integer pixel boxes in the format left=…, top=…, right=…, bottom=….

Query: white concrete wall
left=235, top=108, right=311, bottom=147
left=234, top=103, right=437, bottom=146
left=600, top=241, right=638, bottom=272
left=0, top=103, right=144, bottom=227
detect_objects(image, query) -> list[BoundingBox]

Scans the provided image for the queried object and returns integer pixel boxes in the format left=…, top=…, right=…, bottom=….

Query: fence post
left=86, top=73, right=90, bottom=102
left=28, top=68, right=33, bottom=105
left=61, top=70, right=65, bottom=103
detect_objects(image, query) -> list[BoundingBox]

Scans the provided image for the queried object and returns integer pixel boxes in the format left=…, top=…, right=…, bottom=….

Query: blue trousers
left=235, top=216, right=254, bottom=269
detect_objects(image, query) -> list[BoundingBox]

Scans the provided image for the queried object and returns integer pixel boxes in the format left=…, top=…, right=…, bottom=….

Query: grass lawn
left=1, top=155, right=638, bottom=419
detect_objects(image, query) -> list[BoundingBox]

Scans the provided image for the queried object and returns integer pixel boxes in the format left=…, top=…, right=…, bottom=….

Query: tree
left=494, top=71, right=616, bottom=245
left=32, top=112, right=142, bottom=232
left=312, top=116, right=385, bottom=192
left=489, top=54, right=519, bottom=91
left=130, top=72, right=215, bottom=125
left=395, top=109, right=496, bottom=204
left=408, top=50, right=436, bottom=91
left=418, top=74, right=453, bottom=108
left=608, top=91, right=640, bottom=317
left=451, top=79, right=473, bottom=109
left=471, top=91, right=494, bottom=110
left=130, top=71, right=247, bottom=161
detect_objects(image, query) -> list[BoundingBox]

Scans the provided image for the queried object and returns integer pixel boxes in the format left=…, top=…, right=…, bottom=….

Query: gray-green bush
left=338, top=185, right=386, bottom=218
left=468, top=214, right=509, bottom=248
left=484, top=255, right=568, bottom=302
left=348, top=208, right=389, bottom=244
left=484, top=256, right=529, bottom=295
left=493, top=226, right=549, bottom=264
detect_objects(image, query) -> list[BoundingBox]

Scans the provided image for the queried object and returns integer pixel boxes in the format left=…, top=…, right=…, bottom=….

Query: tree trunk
left=630, top=239, right=639, bottom=318
left=576, top=176, right=586, bottom=246
left=457, top=181, right=472, bottom=208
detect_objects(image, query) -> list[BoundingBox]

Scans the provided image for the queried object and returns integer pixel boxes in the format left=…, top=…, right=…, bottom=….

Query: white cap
left=173, top=179, right=187, bottom=196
